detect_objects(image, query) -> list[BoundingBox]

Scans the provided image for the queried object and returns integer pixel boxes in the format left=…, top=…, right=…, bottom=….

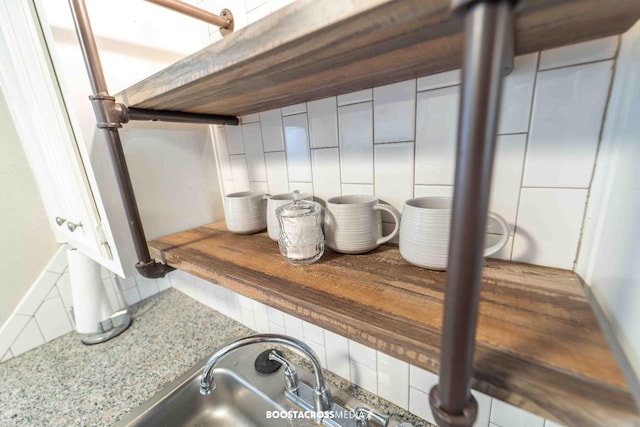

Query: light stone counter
left=0, top=288, right=430, bottom=426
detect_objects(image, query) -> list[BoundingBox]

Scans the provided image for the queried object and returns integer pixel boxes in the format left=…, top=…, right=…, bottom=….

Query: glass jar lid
left=276, top=190, right=321, bottom=218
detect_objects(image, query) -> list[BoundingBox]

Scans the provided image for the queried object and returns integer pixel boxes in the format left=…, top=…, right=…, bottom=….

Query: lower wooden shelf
left=148, top=222, right=639, bottom=426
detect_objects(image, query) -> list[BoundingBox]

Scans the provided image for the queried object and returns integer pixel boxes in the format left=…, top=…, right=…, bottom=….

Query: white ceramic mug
left=224, top=191, right=267, bottom=234
left=324, top=195, right=400, bottom=254
left=399, top=197, right=509, bottom=270
left=266, top=191, right=313, bottom=241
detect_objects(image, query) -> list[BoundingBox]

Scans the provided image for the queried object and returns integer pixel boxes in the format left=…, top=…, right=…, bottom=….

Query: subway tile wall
left=212, top=34, right=619, bottom=271
left=0, top=245, right=171, bottom=363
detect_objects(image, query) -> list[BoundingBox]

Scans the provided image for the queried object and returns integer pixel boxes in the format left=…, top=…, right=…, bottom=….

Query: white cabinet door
left=0, top=1, right=118, bottom=272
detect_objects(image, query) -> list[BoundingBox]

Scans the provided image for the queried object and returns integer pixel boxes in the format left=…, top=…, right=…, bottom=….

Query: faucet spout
left=199, top=333, right=333, bottom=412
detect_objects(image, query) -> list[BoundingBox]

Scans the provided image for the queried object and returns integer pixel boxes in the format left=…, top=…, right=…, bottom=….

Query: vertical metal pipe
left=68, top=0, right=152, bottom=265
left=430, top=1, right=514, bottom=426
left=68, top=0, right=108, bottom=95
left=103, top=129, right=153, bottom=264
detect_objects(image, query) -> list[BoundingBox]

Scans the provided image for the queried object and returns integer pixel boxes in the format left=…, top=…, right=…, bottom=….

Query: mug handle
left=373, top=204, right=401, bottom=246
left=484, top=212, right=509, bottom=257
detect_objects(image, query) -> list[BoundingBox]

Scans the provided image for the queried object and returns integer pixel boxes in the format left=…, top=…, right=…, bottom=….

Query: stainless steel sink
left=116, top=339, right=412, bottom=427
left=116, top=344, right=302, bottom=427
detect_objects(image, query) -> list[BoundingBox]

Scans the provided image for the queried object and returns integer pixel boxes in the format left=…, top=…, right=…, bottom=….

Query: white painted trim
left=0, top=0, right=127, bottom=275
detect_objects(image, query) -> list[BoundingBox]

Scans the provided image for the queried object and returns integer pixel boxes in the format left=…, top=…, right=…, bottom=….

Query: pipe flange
left=219, top=8, right=234, bottom=37
left=135, top=260, right=175, bottom=278
left=429, top=385, right=479, bottom=427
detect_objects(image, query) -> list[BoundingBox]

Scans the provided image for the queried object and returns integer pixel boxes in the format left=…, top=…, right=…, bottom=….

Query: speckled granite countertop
left=0, top=288, right=431, bottom=427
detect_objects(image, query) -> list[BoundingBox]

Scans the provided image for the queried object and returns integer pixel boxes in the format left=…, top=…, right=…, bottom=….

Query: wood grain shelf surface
left=116, top=0, right=640, bottom=116
left=149, top=222, right=639, bottom=427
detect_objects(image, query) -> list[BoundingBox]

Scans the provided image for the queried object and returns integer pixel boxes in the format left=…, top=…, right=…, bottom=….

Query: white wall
left=0, top=87, right=59, bottom=325
left=576, top=20, right=640, bottom=391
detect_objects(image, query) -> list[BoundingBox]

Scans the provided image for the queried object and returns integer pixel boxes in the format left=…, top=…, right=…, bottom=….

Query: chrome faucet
left=199, top=333, right=333, bottom=412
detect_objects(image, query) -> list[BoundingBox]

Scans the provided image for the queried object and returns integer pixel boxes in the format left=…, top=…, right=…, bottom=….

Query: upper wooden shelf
left=149, top=222, right=639, bottom=427
left=116, top=0, right=640, bottom=116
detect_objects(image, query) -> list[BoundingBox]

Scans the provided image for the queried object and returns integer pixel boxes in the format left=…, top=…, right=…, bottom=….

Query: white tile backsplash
left=260, top=108, right=285, bottom=152
left=242, top=122, right=267, bottom=181
left=417, top=69, right=461, bottom=91
left=264, top=151, right=289, bottom=194
left=34, top=297, right=73, bottom=341
left=350, top=360, right=378, bottom=393
left=473, top=390, right=493, bottom=427
left=498, top=53, right=537, bottom=135
left=490, top=134, right=527, bottom=234
left=491, top=399, right=545, bottom=427
left=374, top=142, right=414, bottom=219
left=409, top=364, right=439, bottom=394
left=289, top=182, right=313, bottom=195
left=539, top=36, right=619, bottom=71
left=302, top=320, right=325, bottom=345
left=374, top=80, right=416, bottom=143
left=282, top=102, right=306, bottom=116
left=337, top=89, right=372, bottom=106
left=409, top=386, right=434, bottom=424
left=283, top=114, right=312, bottom=182
left=249, top=181, right=269, bottom=193
left=213, top=35, right=617, bottom=273
left=338, top=102, right=374, bottom=184
left=225, top=124, right=245, bottom=155
left=240, top=112, right=260, bottom=124
left=348, top=339, right=377, bottom=370
left=229, top=154, right=251, bottom=191
left=11, top=318, right=45, bottom=357
left=311, top=148, right=341, bottom=202
left=14, top=271, right=60, bottom=316
left=308, top=97, right=338, bottom=148
left=341, top=183, right=374, bottom=196
left=512, top=188, right=588, bottom=269
left=283, top=312, right=304, bottom=341
left=324, top=329, right=350, bottom=379
left=413, top=185, right=453, bottom=198
left=377, top=352, right=409, bottom=409
left=415, top=85, right=459, bottom=185
left=524, top=61, right=613, bottom=188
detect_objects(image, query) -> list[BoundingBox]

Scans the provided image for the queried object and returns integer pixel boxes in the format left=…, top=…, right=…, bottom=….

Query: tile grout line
left=537, top=56, right=618, bottom=73
left=572, top=35, right=622, bottom=272
left=509, top=51, right=540, bottom=262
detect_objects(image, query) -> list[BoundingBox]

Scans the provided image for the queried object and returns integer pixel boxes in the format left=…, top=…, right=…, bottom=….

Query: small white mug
left=224, top=191, right=267, bottom=234
left=324, top=195, right=400, bottom=254
left=399, top=197, right=508, bottom=270
left=266, top=191, right=313, bottom=241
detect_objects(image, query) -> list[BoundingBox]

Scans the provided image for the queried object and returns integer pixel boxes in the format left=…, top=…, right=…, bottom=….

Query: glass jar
left=276, top=191, right=324, bottom=265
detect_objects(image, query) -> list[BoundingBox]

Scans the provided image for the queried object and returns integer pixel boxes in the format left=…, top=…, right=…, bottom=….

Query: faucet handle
left=268, top=350, right=299, bottom=394
left=355, top=405, right=390, bottom=427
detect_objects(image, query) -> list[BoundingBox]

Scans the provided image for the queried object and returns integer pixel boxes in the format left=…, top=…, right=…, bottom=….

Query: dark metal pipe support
left=69, top=0, right=174, bottom=278
left=429, top=1, right=515, bottom=426
left=126, top=107, right=239, bottom=125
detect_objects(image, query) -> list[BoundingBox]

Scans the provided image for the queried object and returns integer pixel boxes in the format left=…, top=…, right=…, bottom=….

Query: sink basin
left=117, top=339, right=410, bottom=427
left=116, top=344, right=303, bottom=427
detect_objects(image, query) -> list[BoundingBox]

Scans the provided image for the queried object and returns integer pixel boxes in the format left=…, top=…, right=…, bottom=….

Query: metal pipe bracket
left=429, top=386, right=478, bottom=427
left=89, top=93, right=129, bottom=128
left=136, top=259, right=175, bottom=278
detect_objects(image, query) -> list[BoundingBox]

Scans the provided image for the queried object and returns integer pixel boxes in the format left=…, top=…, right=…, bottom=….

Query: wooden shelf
left=115, top=0, right=640, bottom=116
left=149, top=222, right=639, bottom=427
